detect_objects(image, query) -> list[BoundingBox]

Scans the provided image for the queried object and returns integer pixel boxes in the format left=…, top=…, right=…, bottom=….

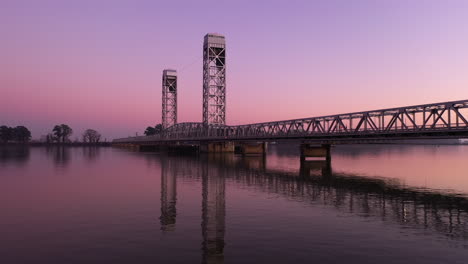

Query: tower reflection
left=158, top=154, right=227, bottom=263
left=159, top=156, right=177, bottom=231
left=201, top=154, right=227, bottom=264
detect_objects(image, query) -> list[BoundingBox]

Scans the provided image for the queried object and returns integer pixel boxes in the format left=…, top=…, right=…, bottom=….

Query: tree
left=0, top=126, right=13, bottom=142
left=53, top=124, right=73, bottom=143
left=12, top=126, right=31, bottom=142
left=144, top=124, right=163, bottom=136
left=82, top=129, right=101, bottom=143
left=0, top=126, right=31, bottom=143
left=144, top=126, right=156, bottom=136
left=155, top=124, right=163, bottom=134
left=52, top=125, right=63, bottom=142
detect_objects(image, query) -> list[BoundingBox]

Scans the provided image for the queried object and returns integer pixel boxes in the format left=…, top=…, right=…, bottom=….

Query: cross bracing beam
left=113, top=99, right=468, bottom=144
left=162, top=69, right=177, bottom=129
left=203, top=33, right=226, bottom=126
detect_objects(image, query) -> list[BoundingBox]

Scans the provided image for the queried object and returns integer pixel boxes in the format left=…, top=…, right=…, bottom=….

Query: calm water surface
left=1, top=144, right=468, bottom=263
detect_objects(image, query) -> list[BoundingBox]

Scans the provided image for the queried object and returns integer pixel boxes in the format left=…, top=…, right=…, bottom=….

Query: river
left=1, top=144, right=468, bottom=263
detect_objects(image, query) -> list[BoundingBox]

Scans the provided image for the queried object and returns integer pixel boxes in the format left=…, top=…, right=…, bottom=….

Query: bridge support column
left=238, top=142, right=267, bottom=156
left=300, top=144, right=331, bottom=163
left=200, top=142, right=235, bottom=153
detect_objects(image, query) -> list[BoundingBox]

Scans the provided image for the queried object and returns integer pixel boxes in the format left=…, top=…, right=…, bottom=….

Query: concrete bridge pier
left=238, top=142, right=267, bottom=156
left=200, top=142, right=235, bottom=153
left=300, top=144, right=331, bottom=163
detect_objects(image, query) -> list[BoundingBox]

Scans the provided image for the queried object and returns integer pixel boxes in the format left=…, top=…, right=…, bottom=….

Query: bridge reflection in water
left=159, top=156, right=177, bottom=231
left=201, top=156, right=226, bottom=264
left=158, top=153, right=468, bottom=264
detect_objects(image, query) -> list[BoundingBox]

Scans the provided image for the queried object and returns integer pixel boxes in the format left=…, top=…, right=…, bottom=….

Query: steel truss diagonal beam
left=162, top=69, right=177, bottom=129
left=114, top=100, right=468, bottom=144
left=203, top=34, right=226, bottom=126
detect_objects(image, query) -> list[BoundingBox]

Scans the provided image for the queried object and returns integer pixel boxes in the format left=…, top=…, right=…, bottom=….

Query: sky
left=1, top=0, right=468, bottom=140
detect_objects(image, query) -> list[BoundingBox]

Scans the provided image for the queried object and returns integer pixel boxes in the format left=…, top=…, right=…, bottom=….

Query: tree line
left=1, top=124, right=103, bottom=144
left=47, top=124, right=102, bottom=143
left=0, top=126, right=31, bottom=142
left=3, top=122, right=169, bottom=144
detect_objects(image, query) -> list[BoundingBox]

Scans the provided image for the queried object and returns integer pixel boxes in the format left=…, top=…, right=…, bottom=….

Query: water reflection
left=160, top=156, right=177, bottom=231
left=82, top=147, right=100, bottom=163
left=159, top=154, right=227, bottom=263
left=238, top=155, right=266, bottom=171
left=201, top=155, right=226, bottom=264
left=158, top=152, right=468, bottom=256
left=229, top=155, right=468, bottom=242
left=2, top=146, right=468, bottom=263
left=0, top=146, right=30, bottom=166
left=45, top=146, right=71, bottom=167
left=299, top=160, right=331, bottom=177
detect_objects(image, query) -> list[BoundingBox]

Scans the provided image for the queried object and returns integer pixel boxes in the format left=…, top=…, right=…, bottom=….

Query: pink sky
left=1, top=0, right=468, bottom=140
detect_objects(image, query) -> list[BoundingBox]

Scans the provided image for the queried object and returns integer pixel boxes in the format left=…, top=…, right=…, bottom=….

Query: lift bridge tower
left=162, top=69, right=177, bottom=129
left=203, top=33, right=226, bottom=126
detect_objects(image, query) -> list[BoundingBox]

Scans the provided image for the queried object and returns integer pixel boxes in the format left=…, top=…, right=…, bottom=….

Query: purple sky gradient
left=2, top=0, right=468, bottom=140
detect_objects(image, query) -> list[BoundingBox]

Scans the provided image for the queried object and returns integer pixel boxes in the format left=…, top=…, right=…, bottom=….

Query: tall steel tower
left=162, top=69, right=177, bottom=129
left=203, top=33, right=226, bottom=125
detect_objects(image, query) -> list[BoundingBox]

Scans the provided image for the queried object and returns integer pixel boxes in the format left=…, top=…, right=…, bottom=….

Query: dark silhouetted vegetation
left=52, top=124, right=73, bottom=143
left=82, top=129, right=101, bottom=143
left=144, top=124, right=163, bottom=136
left=155, top=124, right=163, bottom=133
left=0, top=126, right=12, bottom=142
left=45, top=125, right=107, bottom=146
left=144, top=126, right=156, bottom=136
left=0, top=124, right=109, bottom=147
left=0, top=125, right=31, bottom=143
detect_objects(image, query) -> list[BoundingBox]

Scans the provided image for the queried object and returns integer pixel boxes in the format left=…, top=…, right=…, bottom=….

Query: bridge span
left=114, top=99, right=468, bottom=157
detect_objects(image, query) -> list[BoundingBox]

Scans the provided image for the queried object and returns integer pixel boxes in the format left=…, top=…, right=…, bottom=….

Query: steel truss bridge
left=114, top=99, right=468, bottom=144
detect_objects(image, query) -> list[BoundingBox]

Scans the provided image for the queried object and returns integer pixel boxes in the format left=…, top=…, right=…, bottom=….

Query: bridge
left=113, top=99, right=468, bottom=159
left=113, top=33, right=468, bottom=160
left=116, top=99, right=468, bottom=143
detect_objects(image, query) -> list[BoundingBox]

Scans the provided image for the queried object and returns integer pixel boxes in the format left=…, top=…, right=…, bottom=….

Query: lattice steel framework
left=162, top=69, right=177, bottom=129
left=114, top=99, right=468, bottom=143
left=203, top=33, right=226, bottom=125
